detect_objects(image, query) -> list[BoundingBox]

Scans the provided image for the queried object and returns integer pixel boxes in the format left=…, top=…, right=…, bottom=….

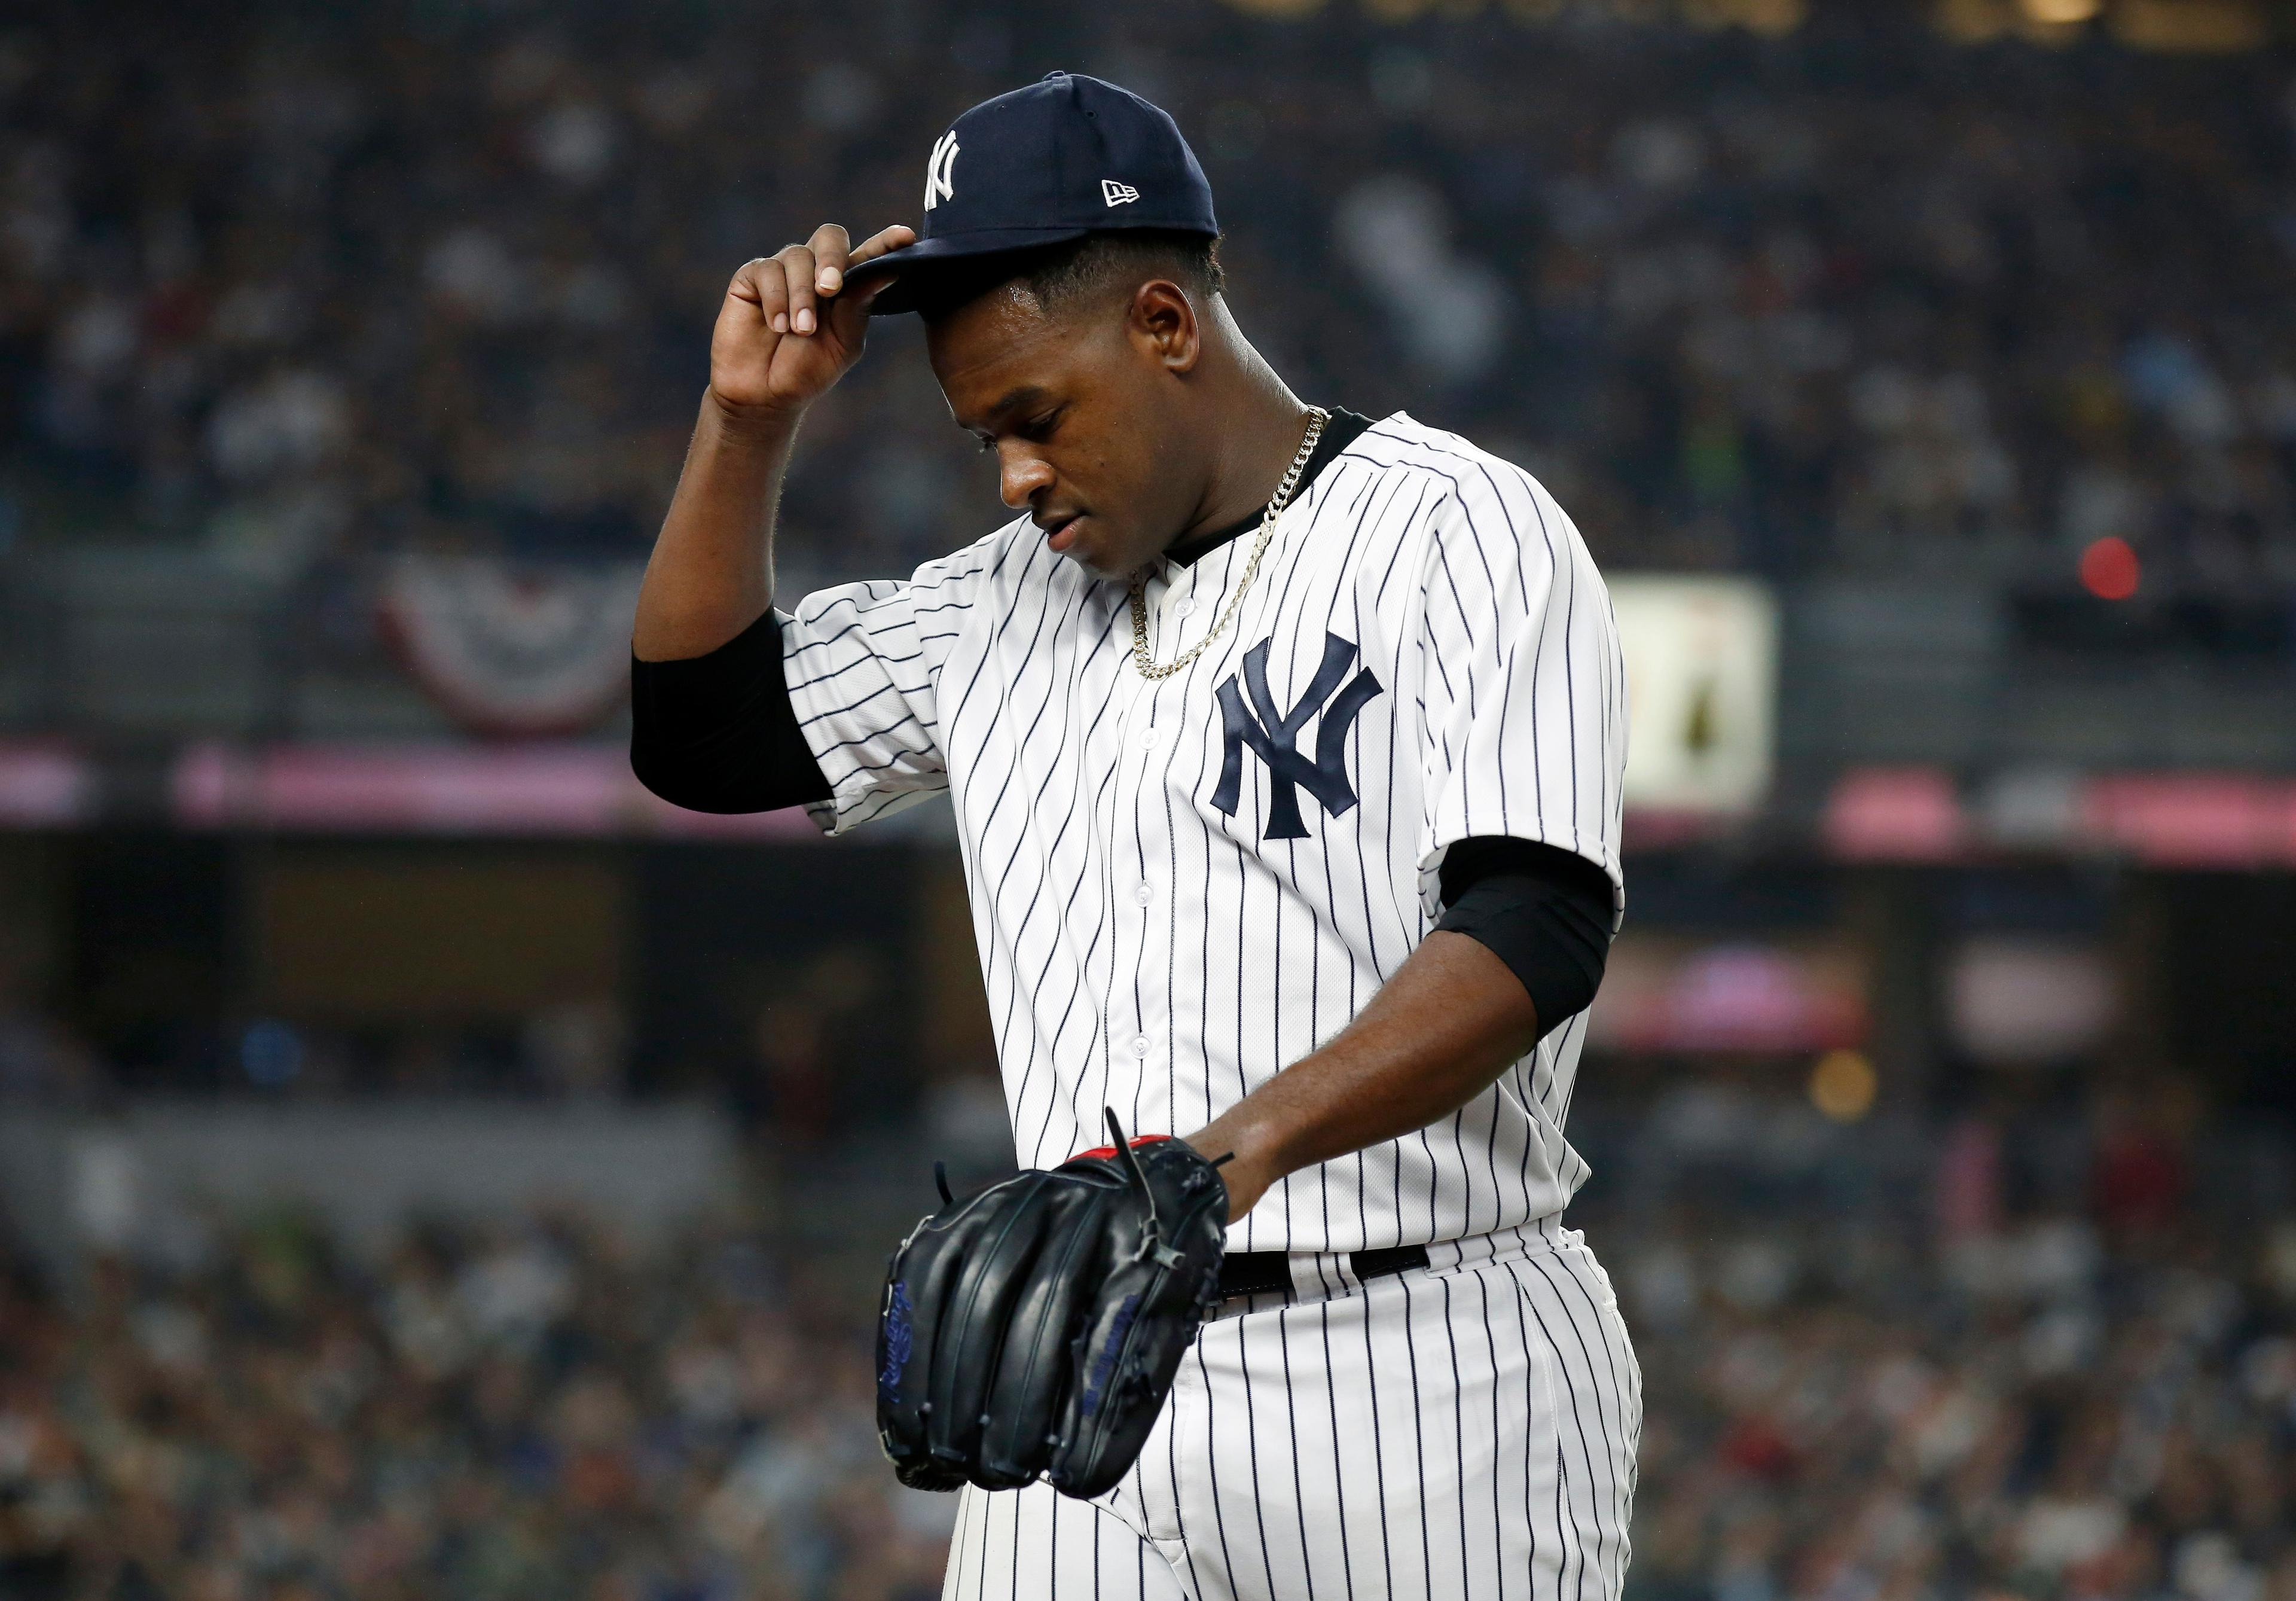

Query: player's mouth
left=1041, top=513, right=1086, bottom=554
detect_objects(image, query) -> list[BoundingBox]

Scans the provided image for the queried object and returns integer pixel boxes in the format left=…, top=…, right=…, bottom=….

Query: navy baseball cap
left=845, top=71, right=1219, bottom=316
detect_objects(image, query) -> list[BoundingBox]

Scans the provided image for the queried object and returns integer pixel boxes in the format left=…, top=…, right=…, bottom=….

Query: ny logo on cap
left=923, top=132, right=960, bottom=212
left=1211, top=634, right=1383, bottom=841
left=1101, top=179, right=1140, bottom=207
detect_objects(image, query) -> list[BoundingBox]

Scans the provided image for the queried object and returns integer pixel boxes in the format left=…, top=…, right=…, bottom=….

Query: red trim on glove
left=1073, top=1134, right=1174, bottom=1161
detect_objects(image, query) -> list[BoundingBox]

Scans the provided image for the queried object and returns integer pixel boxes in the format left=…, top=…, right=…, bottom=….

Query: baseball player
left=631, top=72, right=1636, bottom=1601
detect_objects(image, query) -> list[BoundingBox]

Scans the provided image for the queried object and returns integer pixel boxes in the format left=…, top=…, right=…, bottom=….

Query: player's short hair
left=914, top=230, right=1226, bottom=325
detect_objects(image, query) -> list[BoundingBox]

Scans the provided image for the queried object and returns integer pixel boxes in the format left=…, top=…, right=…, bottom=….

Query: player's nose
left=997, top=448, right=1055, bottom=511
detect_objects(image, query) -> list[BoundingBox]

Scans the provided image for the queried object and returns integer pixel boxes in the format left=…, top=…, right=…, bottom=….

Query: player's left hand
left=875, top=1115, right=1228, bottom=1499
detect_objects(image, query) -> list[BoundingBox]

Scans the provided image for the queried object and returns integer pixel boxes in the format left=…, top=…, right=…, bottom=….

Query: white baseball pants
left=939, top=1224, right=1641, bottom=1600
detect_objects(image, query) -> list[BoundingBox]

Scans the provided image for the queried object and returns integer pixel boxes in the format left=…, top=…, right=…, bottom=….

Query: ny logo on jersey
left=1211, top=633, right=1383, bottom=841
left=923, top=132, right=960, bottom=212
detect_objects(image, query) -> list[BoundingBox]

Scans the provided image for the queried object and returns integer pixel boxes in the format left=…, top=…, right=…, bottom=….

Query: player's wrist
left=1179, top=1116, right=1287, bottom=1219
left=1216, top=1157, right=1277, bottom=1221
left=704, top=384, right=807, bottom=443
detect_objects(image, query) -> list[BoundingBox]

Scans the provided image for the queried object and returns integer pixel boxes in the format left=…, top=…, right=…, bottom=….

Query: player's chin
left=1052, top=522, right=1131, bottom=580
left=1064, top=551, right=1129, bottom=582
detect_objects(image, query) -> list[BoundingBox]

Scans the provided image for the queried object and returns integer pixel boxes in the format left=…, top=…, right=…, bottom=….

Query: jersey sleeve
left=1412, top=461, right=1627, bottom=928
left=778, top=574, right=949, bottom=836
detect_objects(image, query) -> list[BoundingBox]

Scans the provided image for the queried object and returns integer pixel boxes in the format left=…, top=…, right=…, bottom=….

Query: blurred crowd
left=1614, top=1105, right=2296, bottom=1601
left=0, top=1210, right=953, bottom=1601
left=3, top=0, right=2294, bottom=600
left=2, top=1085, right=2293, bottom=1601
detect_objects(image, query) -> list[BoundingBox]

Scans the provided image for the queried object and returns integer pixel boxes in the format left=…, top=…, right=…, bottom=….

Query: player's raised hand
left=708, top=223, right=914, bottom=420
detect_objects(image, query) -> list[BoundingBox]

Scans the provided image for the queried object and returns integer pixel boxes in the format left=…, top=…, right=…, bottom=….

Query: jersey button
left=1176, top=597, right=1197, bottom=618
left=1133, top=883, right=1153, bottom=905
left=1140, top=727, right=1159, bottom=749
left=1129, top=1035, right=1152, bottom=1058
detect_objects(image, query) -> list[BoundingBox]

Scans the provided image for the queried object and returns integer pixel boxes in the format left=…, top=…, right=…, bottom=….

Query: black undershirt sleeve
left=629, top=611, right=833, bottom=813
left=1433, top=836, right=1616, bottom=1041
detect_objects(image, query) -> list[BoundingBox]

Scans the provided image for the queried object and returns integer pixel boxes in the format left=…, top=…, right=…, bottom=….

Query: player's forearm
left=632, top=391, right=801, bottom=661
left=1183, top=931, right=1541, bottom=1219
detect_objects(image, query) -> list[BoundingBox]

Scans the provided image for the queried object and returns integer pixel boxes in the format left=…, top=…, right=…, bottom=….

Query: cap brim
left=844, top=227, right=1096, bottom=316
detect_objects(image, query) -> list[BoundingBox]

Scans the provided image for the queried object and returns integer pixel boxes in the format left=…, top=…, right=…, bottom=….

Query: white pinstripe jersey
left=781, top=412, right=1627, bottom=1254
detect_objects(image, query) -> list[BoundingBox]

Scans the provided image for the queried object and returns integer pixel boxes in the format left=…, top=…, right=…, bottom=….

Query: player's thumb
left=826, top=274, right=891, bottom=352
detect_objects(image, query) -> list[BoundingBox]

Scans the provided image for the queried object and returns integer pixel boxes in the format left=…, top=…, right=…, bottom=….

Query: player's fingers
left=725, top=257, right=767, bottom=307
left=848, top=224, right=917, bottom=268
left=734, top=256, right=790, bottom=336
left=778, top=244, right=819, bottom=335
left=808, top=223, right=851, bottom=296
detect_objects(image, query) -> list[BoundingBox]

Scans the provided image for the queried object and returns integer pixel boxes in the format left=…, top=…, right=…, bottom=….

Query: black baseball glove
left=875, top=1111, right=1229, bottom=1499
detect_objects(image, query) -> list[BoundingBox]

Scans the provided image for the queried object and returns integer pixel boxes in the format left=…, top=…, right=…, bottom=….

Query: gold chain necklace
left=1128, top=407, right=1329, bottom=681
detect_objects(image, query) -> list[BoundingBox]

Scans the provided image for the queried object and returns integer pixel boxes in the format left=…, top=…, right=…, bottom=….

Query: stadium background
left=5, top=0, right=2296, bottom=1597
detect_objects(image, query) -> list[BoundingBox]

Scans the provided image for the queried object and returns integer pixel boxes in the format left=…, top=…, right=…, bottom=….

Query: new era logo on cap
left=1101, top=179, right=1140, bottom=207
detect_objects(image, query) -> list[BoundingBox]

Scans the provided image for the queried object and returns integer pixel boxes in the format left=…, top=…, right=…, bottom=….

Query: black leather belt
left=1217, top=1243, right=1430, bottom=1301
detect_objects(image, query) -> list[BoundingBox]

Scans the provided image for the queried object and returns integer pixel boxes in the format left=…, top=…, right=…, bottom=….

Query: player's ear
left=1127, top=279, right=1201, bottom=376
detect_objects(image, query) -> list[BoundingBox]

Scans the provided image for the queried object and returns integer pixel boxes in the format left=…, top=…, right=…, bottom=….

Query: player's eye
left=972, top=412, right=1060, bottom=455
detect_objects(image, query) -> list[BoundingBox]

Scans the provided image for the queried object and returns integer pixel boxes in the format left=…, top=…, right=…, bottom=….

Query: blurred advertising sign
left=0, top=744, right=93, bottom=826
left=1946, top=937, right=2117, bottom=1065
left=1611, top=576, right=1779, bottom=816
left=1824, top=767, right=1967, bottom=861
left=1828, top=766, right=2296, bottom=867
left=1586, top=934, right=1867, bottom=1054
left=170, top=743, right=819, bottom=838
